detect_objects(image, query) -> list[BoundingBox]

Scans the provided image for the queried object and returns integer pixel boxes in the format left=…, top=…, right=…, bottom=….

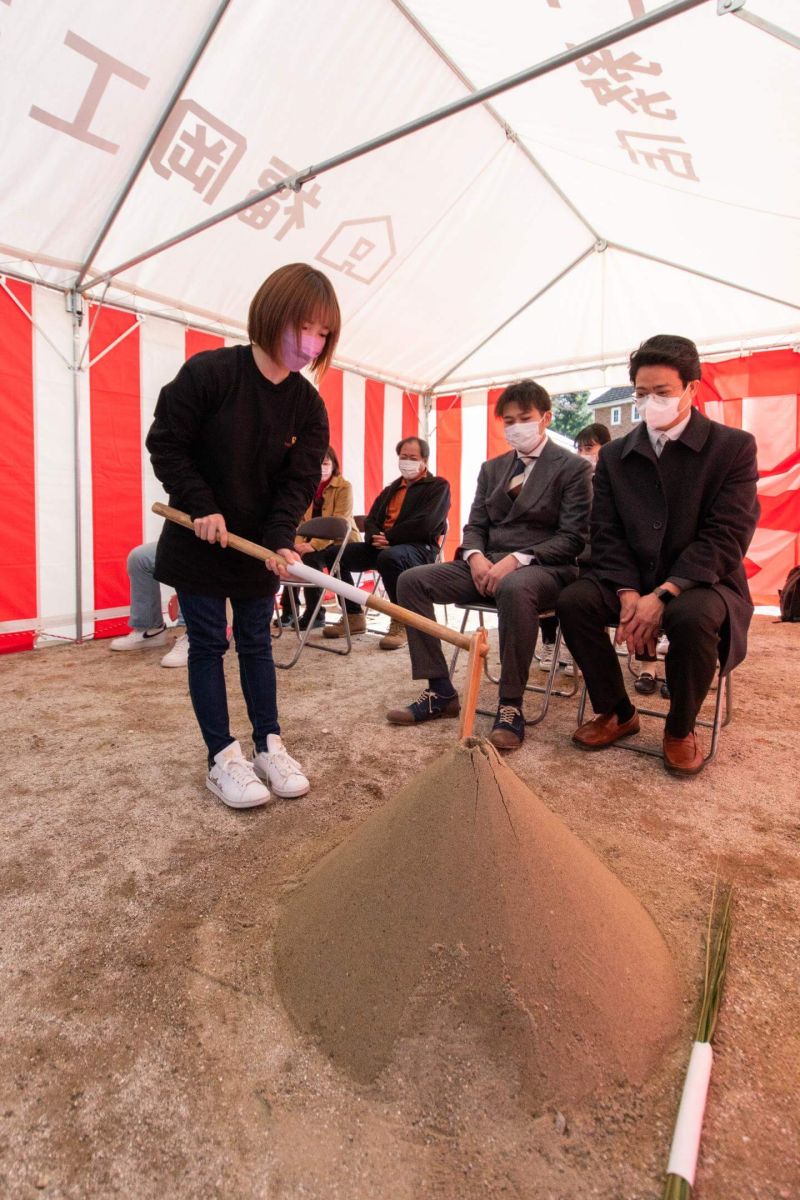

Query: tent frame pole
left=74, top=0, right=233, bottom=289
left=77, top=0, right=710, bottom=294
left=68, top=290, right=85, bottom=644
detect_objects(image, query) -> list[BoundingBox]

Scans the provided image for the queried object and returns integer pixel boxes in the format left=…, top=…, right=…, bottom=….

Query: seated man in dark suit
left=387, top=380, right=592, bottom=750
left=322, top=436, right=450, bottom=650
left=557, top=333, right=760, bottom=776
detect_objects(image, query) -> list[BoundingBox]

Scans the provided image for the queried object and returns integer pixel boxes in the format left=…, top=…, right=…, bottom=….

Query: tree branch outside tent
left=551, top=391, right=591, bottom=441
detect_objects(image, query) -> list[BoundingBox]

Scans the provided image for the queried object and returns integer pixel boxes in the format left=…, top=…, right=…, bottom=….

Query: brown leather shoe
left=322, top=613, right=367, bottom=638
left=663, top=731, right=705, bottom=776
left=572, top=710, right=640, bottom=750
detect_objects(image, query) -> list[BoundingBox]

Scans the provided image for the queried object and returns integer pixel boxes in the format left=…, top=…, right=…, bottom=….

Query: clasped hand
left=616, top=590, right=664, bottom=657
left=468, top=552, right=519, bottom=597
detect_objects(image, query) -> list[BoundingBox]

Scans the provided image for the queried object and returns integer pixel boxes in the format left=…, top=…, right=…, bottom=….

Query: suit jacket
left=365, top=472, right=451, bottom=547
left=587, top=410, right=759, bottom=672
left=460, top=440, right=592, bottom=568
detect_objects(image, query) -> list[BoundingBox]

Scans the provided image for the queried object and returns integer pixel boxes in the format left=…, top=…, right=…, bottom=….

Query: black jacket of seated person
left=328, top=471, right=451, bottom=613
left=364, top=472, right=450, bottom=547
left=557, top=409, right=760, bottom=737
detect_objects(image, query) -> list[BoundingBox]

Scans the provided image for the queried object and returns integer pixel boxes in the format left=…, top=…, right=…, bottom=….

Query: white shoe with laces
left=206, top=740, right=270, bottom=809
left=537, top=641, right=555, bottom=671
left=160, top=632, right=189, bottom=668
left=110, top=624, right=168, bottom=651
left=253, top=734, right=309, bottom=799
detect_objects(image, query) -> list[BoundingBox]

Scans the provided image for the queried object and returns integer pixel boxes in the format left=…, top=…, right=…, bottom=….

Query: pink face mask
left=281, top=328, right=326, bottom=371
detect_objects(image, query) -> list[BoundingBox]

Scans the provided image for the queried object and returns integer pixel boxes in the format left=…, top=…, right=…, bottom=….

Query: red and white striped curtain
left=1, top=281, right=798, bottom=654
left=0, top=282, right=508, bottom=652
left=697, top=351, right=800, bottom=606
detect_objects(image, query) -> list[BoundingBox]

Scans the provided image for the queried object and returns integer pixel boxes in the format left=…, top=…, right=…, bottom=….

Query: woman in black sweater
left=146, top=264, right=338, bottom=809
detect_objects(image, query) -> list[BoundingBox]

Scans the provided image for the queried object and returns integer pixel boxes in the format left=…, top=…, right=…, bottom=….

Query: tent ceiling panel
left=0, top=0, right=221, bottom=266
left=445, top=247, right=800, bottom=394
left=0, top=0, right=797, bottom=393
left=404, top=2, right=800, bottom=304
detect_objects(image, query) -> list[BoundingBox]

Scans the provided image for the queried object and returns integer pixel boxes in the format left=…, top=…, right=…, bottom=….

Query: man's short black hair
left=396, top=435, right=430, bottom=460
left=629, top=334, right=701, bottom=387
left=574, top=422, right=612, bottom=450
left=494, top=379, right=551, bottom=418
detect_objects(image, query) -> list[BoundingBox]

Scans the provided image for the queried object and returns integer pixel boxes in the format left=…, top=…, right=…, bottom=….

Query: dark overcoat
left=586, top=410, right=760, bottom=672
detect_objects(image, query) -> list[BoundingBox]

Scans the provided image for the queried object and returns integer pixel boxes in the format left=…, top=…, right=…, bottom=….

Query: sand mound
left=274, top=740, right=681, bottom=1107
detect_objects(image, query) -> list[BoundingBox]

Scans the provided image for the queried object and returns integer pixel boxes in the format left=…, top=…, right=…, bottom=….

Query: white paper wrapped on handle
left=285, top=561, right=370, bottom=608
left=666, top=1040, right=714, bottom=1186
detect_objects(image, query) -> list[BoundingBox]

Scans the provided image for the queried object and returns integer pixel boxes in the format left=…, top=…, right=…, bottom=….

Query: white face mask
left=398, top=457, right=422, bottom=480
left=636, top=387, right=688, bottom=431
left=320, top=460, right=333, bottom=481
left=504, top=419, right=546, bottom=456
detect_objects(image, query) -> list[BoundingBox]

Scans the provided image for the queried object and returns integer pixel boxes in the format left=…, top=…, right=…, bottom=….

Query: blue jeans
left=128, top=542, right=185, bottom=629
left=177, top=591, right=279, bottom=766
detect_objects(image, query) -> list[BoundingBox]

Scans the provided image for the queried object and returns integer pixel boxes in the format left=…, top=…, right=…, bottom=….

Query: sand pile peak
left=274, top=739, right=681, bottom=1107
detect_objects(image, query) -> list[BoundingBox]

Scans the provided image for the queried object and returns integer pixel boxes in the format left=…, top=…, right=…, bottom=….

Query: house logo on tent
left=316, top=216, right=396, bottom=285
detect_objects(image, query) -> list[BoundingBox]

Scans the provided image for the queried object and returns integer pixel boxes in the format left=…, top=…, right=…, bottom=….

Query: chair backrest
left=353, top=514, right=366, bottom=533
left=298, top=516, right=351, bottom=541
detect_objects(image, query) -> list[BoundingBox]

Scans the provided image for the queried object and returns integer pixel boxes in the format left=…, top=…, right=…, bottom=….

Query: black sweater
left=146, top=345, right=329, bottom=597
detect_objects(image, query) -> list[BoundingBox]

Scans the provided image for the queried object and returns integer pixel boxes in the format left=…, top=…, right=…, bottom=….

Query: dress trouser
left=557, top=578, right=728, bottom=737
left=398, top=559, right=571, bottom=699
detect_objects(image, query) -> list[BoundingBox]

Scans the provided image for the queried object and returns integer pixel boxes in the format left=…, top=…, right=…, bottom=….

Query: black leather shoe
left=634, top=671, right=657, bottom=695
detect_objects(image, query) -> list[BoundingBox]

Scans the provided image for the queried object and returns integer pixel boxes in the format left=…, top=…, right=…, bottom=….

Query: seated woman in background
left=277, top=444, right=360, bottom=630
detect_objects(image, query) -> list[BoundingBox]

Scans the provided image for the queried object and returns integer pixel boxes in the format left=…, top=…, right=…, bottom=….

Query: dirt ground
left=1, top=611, right=798, bottom=1199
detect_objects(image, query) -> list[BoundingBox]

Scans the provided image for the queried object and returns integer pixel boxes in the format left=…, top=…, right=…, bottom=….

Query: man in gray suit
left=387, top=380, right=592, bottom=750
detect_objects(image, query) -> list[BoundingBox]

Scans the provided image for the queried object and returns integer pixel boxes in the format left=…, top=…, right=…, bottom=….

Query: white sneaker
left=110, top=624, right=168, bottom=651
left=657, top=634, right=670, bottom=658
left=538, top=641, right=555, bottom=671
left=160, top=632, right=189, bottom=668
left=253, top=734, right=309, bottom=799
left=206, top=741, right=270, bottom=809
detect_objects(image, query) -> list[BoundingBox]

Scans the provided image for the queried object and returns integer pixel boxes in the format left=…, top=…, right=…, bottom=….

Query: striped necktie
left=508, top=456, right=531, bottom=499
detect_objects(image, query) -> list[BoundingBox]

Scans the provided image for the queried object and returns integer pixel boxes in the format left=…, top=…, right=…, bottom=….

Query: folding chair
left=273, top=516, right=353, bottom=669
left=448, top=602, right=578, bottom=726
left=575, top=634, right=734, bottom=766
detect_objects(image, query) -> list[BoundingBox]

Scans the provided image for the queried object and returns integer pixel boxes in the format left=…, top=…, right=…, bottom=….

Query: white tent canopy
left=1, top=0, right=798, bottom=393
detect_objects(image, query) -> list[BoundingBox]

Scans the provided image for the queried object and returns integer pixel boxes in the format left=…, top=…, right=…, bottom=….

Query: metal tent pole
left=78, top=0, right=710, bottom=293
left=68, top=290, right=85, bottom=643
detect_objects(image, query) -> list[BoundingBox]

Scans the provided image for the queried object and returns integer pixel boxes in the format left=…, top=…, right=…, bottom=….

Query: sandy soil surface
left=1, top=612, right=798, bottom=1199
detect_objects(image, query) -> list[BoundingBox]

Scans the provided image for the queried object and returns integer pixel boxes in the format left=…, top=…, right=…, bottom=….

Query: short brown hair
left=248, top=263, right=341, bottom=377
left=494, top=379, right=551, bottom=418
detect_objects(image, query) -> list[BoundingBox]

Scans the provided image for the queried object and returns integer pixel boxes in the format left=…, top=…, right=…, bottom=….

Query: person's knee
left=557, top=580, right=595, bottom=626
left=397, top=564, right=431, bottom=605
left=663, top=595, right=722, bottom=641
left=127, top=542, right=156, bottom=575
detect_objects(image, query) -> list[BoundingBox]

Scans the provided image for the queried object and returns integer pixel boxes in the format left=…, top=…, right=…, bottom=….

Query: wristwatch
left=655, top=587, right=674, bottom=605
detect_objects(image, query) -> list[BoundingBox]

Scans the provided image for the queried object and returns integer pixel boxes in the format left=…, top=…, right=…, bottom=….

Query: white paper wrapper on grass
left=285, top=562, right=370, bottom=608
left=666, top=1040, right=714, bottom=1186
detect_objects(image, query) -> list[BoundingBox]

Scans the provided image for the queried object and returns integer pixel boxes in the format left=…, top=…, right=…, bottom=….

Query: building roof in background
left=589, top=386, right=634, bottom=408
